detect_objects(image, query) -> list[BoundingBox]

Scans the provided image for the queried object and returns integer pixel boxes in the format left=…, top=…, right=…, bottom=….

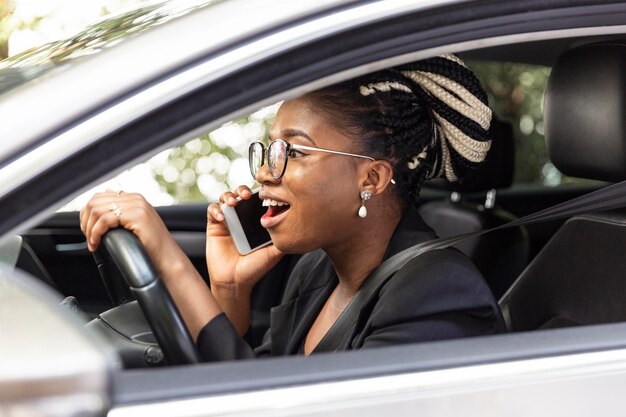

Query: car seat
left=419, top=118, right=530, bottom=299
left=499, top=41, right=626, bottom=331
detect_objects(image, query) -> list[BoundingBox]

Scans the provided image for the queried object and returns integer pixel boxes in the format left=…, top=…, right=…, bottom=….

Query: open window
left=3, top=1, right=626, bottom=416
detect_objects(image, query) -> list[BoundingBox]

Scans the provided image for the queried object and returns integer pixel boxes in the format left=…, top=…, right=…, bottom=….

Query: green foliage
left=151, top=107, right=277, bottom=202
left=151, top=62, right=571, bottom=203
left=0, top=0, right=16, bottom=60
left=467, top=61, right=552, bottom=185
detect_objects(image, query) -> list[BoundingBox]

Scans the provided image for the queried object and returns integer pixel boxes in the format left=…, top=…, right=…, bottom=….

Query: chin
left=270, top=234, right=318, bottom=255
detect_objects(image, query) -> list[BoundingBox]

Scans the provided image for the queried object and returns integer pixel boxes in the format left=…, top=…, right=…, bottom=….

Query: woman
left=81, top=54, right=506, bottom=361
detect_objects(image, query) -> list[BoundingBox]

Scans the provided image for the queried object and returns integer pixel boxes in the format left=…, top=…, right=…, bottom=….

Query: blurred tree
left=150, top=63, right=557, bottom=204
left=151, top=107, right=278, bottom=202
left=468, top=61, right=551, bottom=185
left=0, top=0, right=15, bottom=60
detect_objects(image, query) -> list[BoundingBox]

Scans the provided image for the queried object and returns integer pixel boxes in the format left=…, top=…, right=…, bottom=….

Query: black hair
left=304, top=54, right=492, bottom=206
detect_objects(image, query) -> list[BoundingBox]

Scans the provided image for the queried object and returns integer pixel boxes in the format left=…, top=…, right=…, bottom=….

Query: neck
left=324, top=207, right=403, bottom=296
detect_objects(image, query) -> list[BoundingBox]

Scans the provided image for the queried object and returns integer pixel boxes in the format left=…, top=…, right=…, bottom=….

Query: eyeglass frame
left=249, top=138, right=375, bottom=180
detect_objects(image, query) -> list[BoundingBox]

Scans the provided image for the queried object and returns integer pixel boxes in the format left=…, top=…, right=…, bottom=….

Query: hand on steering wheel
left=81, top=191, right=200, bottom=364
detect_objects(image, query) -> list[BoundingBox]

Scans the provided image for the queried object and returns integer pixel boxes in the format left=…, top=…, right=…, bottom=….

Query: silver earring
left=358, top=190, right=372, bottom=218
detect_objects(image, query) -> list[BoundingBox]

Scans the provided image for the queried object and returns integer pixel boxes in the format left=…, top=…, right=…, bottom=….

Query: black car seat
left=419, top=118, right=530, bottom=299
left=500, top=41, right=626, bottom=331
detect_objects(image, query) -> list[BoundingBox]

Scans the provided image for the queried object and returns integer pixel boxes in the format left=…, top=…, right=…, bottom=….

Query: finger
left=79, top=204, right=96, bottom=236
left=95, top=190, right=116, bottom=199
left=84, top=204, right=102, bottom=250
left=80, top=194, right=108, bottom=235
left=85, top=193, right=114, bottom=211
left=85, top=203, right=119, bottom=250
left=89, top=211, right=122, bottom=251
left=104, top=188, right=124, bottom=197
left=235, top=185, right=253, bottom=200
left=82, top=200, right=102, bottom=245
left=219, top=191, right=238, bottom=206
left=93, top=189, right=128, bottom=201
left=207, top=203, right=225, bottom=223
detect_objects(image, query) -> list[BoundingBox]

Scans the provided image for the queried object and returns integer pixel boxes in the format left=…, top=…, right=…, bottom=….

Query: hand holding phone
left=206, top=187, right=283, bottom=335
left=206, top=186, right=283, bottom=291
left=221, top=191, right=272, bottom=255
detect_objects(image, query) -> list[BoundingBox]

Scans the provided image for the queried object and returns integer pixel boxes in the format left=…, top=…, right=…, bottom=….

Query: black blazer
left=197, top=207, right=506, bottom=362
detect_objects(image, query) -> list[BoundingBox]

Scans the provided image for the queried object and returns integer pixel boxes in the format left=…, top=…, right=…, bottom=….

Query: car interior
left=418, top=116, right=529, bottom=300
left=5, top=34, right=626, bottom=369
left=500, top=41, right=626, bottom=331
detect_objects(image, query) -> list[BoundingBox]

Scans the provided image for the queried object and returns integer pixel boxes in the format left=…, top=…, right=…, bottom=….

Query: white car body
left=1, top=1, right=626, bottom=416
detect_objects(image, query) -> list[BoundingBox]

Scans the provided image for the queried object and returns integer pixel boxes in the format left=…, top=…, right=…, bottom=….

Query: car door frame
left=2, top=0, right=626, bottom=415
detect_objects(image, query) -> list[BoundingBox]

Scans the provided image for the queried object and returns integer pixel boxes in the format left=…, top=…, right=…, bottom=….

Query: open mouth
left=262, top=199, right=290, bottom=218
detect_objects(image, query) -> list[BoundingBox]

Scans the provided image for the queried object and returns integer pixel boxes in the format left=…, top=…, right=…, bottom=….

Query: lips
left=260, top=197, right=290, bottom=228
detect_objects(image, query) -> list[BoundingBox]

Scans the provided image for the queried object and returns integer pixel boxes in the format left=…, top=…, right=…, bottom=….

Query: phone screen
left=235, top=192, right=272, bottom=249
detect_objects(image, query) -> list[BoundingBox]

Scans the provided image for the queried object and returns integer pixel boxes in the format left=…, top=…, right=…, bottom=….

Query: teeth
left=263, top=199, right=289, bottom=207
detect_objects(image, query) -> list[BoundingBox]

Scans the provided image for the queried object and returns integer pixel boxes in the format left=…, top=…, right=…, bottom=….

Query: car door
left=2, top=1, right=626, bottom=416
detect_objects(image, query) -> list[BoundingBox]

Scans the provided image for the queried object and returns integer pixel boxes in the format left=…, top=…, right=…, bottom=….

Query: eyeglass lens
left=248, top=140, right=289, bottom=179
left=268, top=140, right=288, bottom=179
left=249, top=142, right=264, bottom=178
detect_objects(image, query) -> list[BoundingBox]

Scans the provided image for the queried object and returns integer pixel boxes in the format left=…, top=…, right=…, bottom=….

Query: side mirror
left=0, top=265, right=113, bottom=417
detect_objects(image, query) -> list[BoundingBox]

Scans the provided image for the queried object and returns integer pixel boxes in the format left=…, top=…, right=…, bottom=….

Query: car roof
left=0, top=0, right=365, bottom=158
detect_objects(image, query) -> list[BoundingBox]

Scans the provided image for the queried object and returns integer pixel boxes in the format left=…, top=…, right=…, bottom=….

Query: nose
left=255, top=161, right=281, bottom=185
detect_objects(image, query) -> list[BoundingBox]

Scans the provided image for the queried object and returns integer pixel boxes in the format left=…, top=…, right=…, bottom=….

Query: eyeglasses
left=249, top=139, right=375, bottom=180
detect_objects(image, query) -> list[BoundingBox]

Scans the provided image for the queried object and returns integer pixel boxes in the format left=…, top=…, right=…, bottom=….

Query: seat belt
left=314, top=179, right=626, bottom=352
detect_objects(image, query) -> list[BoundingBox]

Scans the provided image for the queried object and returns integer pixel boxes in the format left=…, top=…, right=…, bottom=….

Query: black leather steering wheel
left=99, top=228, right=200, bottom=365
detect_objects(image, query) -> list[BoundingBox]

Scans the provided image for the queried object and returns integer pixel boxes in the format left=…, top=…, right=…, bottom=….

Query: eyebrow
left=280, top=128, right=317, bottom=146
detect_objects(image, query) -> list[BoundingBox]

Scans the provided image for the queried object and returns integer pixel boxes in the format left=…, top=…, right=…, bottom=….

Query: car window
left=64, top=60, right=608, bottom=213
left=152, top=104, right=279, bottom=202
left=60, top=103, right=280, bottom=211
left=467, top=60, right=605, bottom=188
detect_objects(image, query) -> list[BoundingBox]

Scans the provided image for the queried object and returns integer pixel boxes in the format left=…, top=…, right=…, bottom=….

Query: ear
left=358, top=160, right=395, bottom=196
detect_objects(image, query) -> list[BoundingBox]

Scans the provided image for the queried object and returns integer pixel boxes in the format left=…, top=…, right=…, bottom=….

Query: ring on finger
left=109, top=202, right=122, bottom=217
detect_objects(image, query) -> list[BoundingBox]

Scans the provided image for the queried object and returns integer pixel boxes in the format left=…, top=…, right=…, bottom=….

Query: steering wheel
left=98, top=228, right=200, bottom=365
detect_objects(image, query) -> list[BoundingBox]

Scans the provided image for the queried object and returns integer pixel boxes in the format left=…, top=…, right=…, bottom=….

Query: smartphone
left=221, top=191, right=272, bottom=255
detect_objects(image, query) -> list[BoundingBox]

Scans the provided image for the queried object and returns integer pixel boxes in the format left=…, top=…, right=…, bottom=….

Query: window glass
left=60, top=103, right=279, bottom=211
left=467, top=60, right=604, bottom=187
left=151, top=104, right=278, bottom=202
left=468, top=61, right=551, bottom=185
left=65, top=60, right=611, bottom=212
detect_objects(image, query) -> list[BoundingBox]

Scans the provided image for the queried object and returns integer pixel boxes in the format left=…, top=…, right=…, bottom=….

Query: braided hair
left=304, top=54, right=492, bottom=205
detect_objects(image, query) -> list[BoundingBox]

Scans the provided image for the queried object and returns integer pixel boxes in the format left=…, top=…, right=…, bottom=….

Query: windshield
left=0, top=0, right=219, bottom=96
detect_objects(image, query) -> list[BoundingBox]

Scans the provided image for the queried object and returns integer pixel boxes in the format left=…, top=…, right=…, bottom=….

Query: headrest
left=544, top=42, right=626, bottom=182
left=424, top=117, right=515, bottom=193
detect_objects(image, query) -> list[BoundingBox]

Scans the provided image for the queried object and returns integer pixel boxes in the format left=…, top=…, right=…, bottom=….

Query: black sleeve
left=197, top=314, right=252, bottom=362
left=196, top=313, right=274, bottom=362
left=196, top=250, right=327, bottom=362
left=356, top=249, right=506, bottom=349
